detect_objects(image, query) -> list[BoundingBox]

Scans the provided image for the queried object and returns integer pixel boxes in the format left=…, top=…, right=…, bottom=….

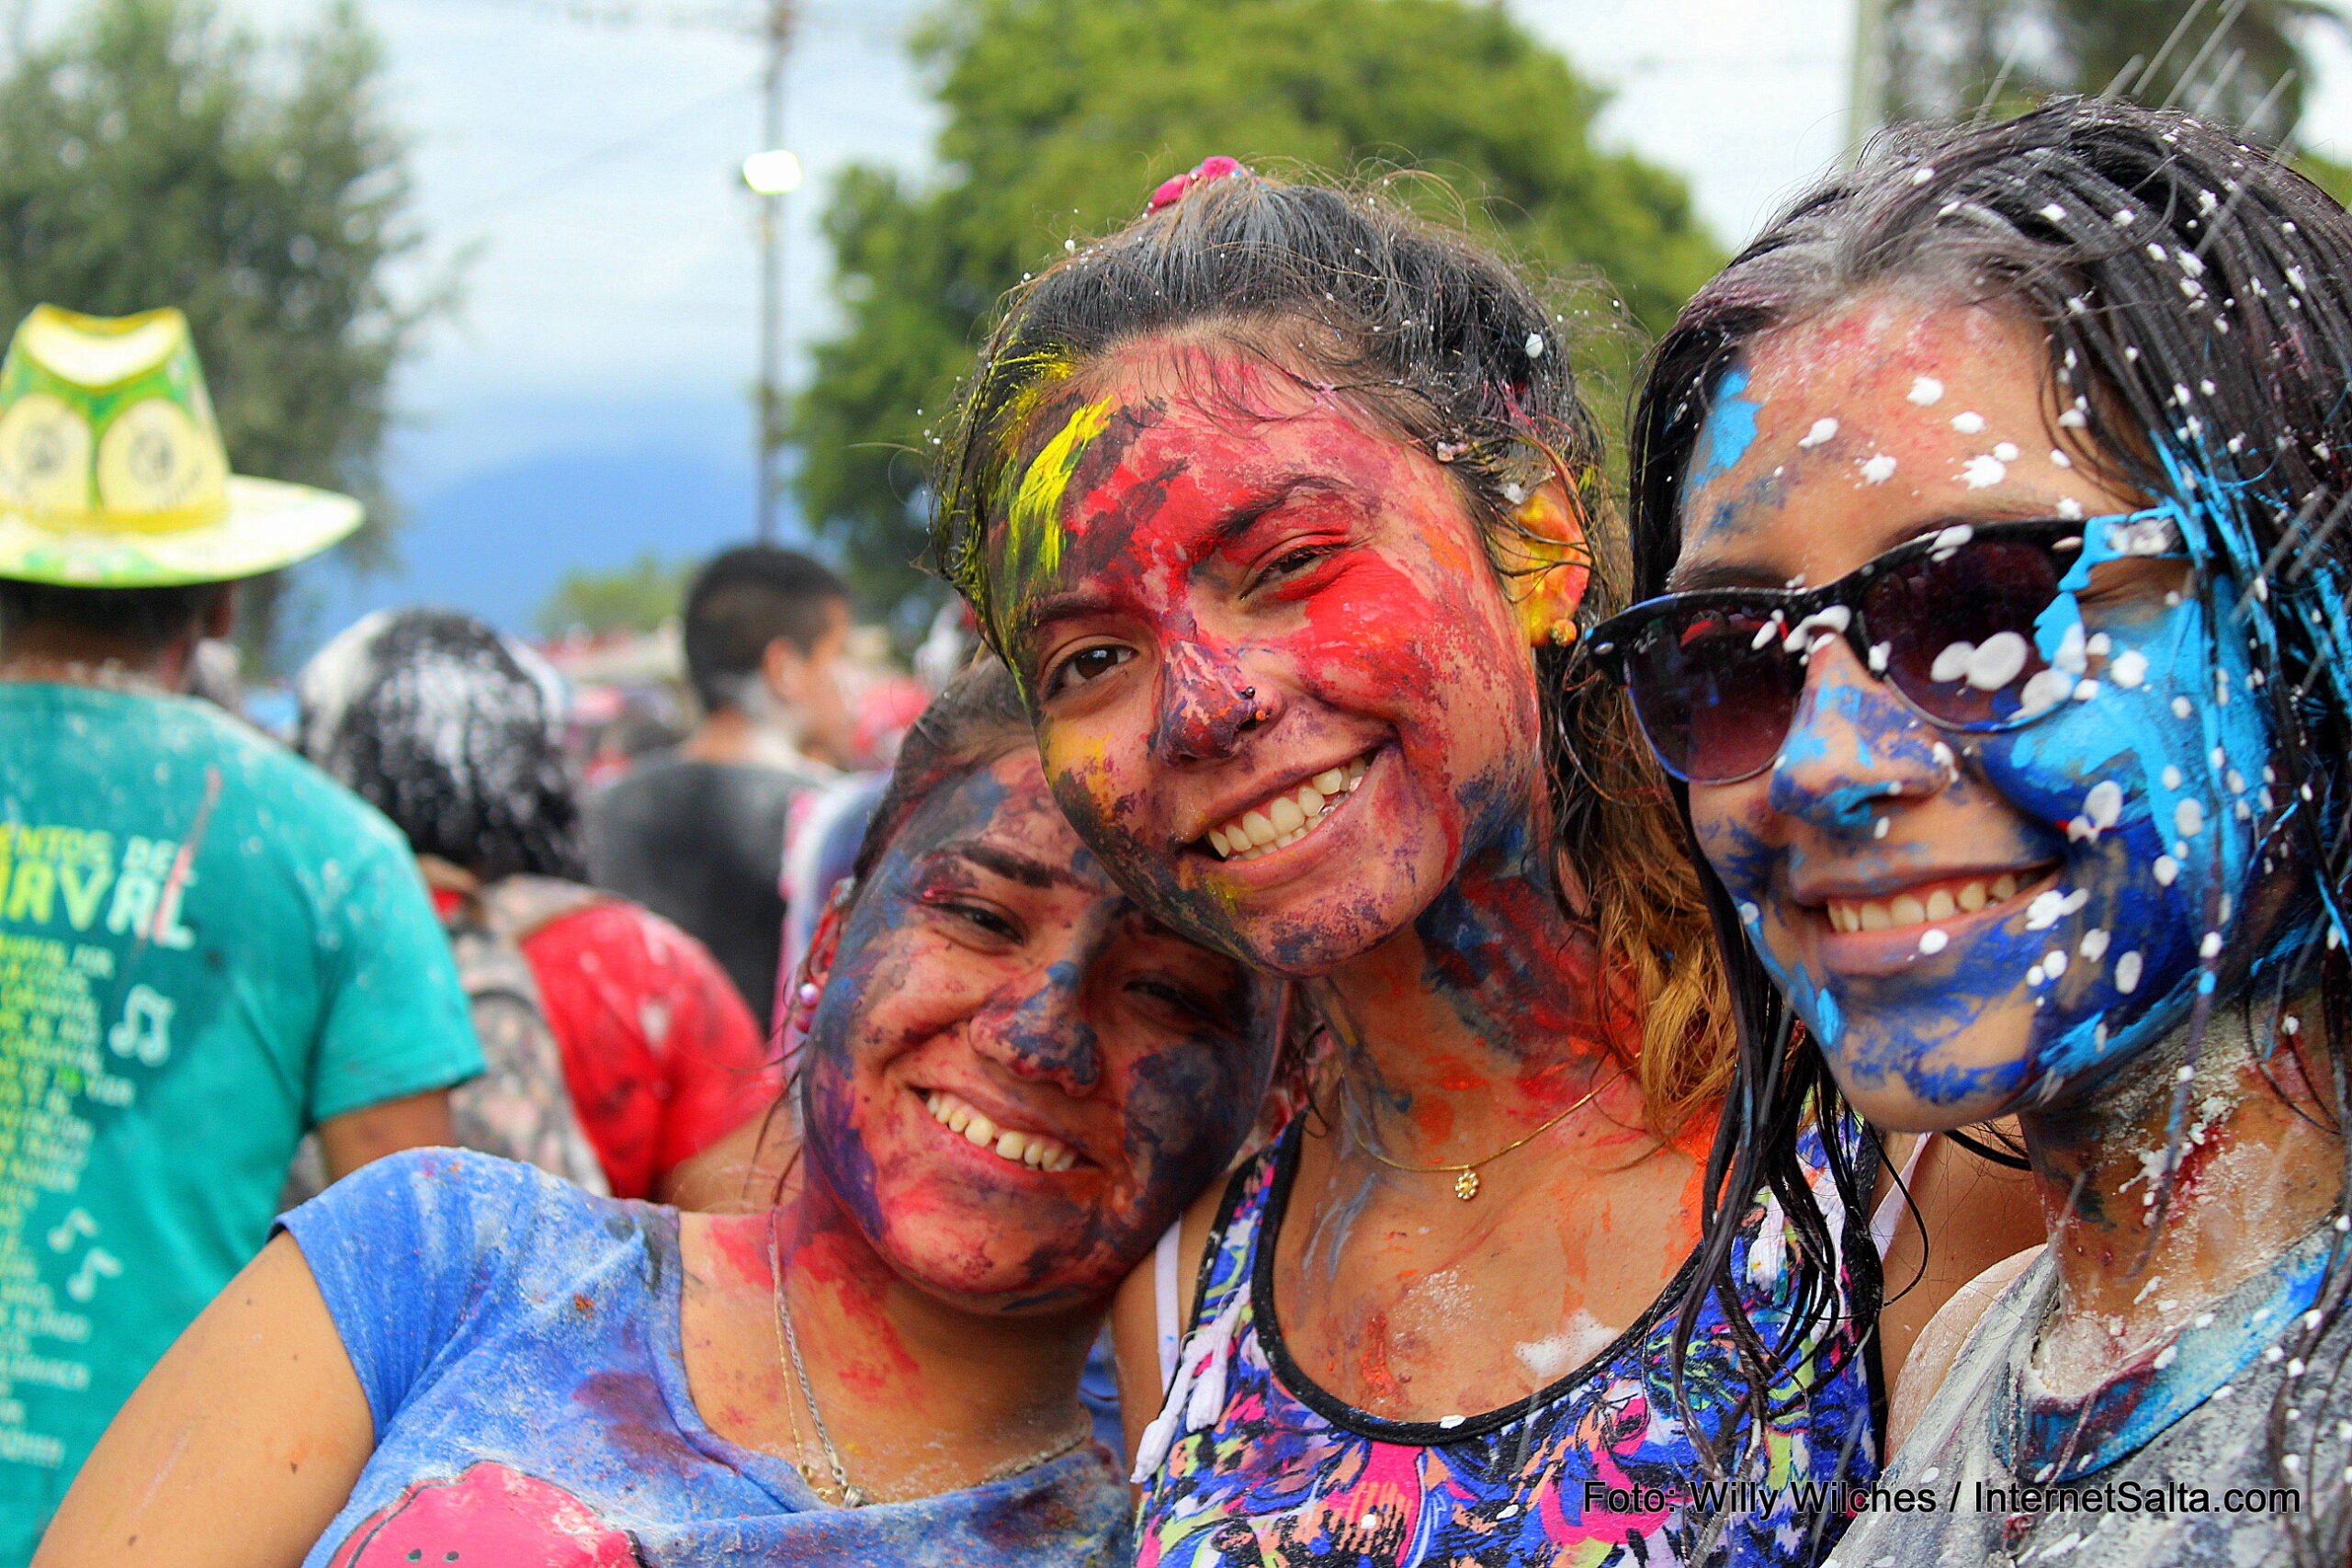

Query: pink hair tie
left=1147, top=155, right=1247, bottom=213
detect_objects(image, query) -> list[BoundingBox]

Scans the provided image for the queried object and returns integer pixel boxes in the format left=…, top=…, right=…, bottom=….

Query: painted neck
left=2020, top=994, right=2342, bottom=1376
left=1316, top=800, right=1639, bottom=1156
left=776, top=1169, right=1097, bottom=1431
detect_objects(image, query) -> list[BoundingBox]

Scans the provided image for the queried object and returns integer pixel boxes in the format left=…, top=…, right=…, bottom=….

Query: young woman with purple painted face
left=932, top=165, right=2037, bottom=1567
left=1607, top=100, right=2352, bottom=1566
left=34, top=662, right=1282, bottom=1568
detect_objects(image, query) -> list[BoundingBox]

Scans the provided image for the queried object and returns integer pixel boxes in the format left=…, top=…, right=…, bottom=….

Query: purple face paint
left=797, top=748, right=1281, bottom=1309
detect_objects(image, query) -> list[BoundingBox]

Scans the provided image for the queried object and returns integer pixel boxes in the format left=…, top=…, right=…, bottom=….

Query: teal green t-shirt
left=0, top=682, right=481, bottom=1560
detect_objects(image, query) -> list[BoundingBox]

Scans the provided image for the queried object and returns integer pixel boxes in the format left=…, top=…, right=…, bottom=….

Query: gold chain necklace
left=763, top=1210, right=1095, bottom=1507
left=1355, top=1071, right=1623, bottom=1200
left=767, top=1210, right=865, bottom=1506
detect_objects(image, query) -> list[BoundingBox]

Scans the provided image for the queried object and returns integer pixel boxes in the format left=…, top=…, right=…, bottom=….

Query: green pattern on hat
left=0, top=305, right=362, bottom=587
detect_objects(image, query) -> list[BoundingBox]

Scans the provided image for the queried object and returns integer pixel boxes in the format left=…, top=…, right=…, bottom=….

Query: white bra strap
left=1870, top=1133, right=1937, bottom=1259
left=1154, top=1219, right=1183, bottom=1392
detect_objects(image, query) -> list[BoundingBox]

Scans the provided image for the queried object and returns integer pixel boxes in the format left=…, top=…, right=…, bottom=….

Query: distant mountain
left=288, top=441, right=802, bottom=658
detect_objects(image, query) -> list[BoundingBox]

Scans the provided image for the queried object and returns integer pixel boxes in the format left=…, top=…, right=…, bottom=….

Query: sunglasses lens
left=1867, top=541, right=2065, bottom=727
left=1624, top=606, right=1805, bottom=783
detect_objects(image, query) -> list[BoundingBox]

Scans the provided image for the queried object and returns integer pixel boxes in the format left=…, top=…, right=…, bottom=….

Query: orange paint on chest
left=1352, top=1310, right=1408, bottom=1407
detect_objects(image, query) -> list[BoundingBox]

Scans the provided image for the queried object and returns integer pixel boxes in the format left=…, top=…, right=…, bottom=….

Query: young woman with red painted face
left=33, top=662, right=1283, bottom=1568
left=933, top=165, right=2040, bottom=1566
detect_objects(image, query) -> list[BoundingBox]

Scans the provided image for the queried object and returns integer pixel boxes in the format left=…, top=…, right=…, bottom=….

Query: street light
left=746, top=142, right=799, bottom=542
left=747, top=0, right=800, bottom=545
left=741, top=148, right=801, bottom=195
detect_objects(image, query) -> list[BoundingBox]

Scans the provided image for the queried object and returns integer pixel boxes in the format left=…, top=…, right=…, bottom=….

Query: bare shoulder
left=1886, top=1243, right=2044, bottom=1459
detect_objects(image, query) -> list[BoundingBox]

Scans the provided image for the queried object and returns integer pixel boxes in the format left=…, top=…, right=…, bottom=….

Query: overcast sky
left=159, top=0, right=2352, bottom=627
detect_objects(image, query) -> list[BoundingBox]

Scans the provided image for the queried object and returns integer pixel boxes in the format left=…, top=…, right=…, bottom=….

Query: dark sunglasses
left=1586, top=512, right=2182, bottom=785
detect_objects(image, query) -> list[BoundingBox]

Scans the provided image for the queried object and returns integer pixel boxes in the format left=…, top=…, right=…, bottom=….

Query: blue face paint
left=1707, top=488, right=2315, bottom=1124
left=796, top=752, right=1281, bottom=1305
left=1688, top=366, right=1762, bottom=500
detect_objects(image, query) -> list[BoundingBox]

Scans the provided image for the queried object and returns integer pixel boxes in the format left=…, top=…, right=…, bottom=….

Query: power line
left=449, top=70, right=761, bottom=224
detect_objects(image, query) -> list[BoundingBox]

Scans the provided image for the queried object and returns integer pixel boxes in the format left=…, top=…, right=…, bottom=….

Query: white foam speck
left=1962, top=631, right=2029, bottom=689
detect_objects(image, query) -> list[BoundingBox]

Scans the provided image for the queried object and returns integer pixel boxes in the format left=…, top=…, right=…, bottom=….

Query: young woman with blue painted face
left=1603, top=99, right=2352, bottom=1565
left=35, top=661, right=1283, bottom=1568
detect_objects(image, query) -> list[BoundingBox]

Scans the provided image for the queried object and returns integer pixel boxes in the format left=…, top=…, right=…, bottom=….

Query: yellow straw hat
left=0, top=305, right=363, bottom=586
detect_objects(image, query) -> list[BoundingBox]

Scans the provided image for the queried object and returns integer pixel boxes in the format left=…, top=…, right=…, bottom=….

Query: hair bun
left=1147, top=155, right=1248, bottom=213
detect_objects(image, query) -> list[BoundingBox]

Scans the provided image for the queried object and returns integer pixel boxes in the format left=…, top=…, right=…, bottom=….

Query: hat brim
left=0, top=476, right=365, bottom=587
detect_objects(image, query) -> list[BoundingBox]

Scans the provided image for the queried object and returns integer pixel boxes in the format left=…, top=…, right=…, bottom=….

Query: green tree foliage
left=0, top=0, right=431, bottom=655
left=792, top=0, right=1723, bottom=626
left=536, top=551, right=693, bottom=637
left=1884, top=0, right=2342, bottom=141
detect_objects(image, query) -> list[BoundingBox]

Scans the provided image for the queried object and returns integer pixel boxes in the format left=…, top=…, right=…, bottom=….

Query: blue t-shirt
left=0, top=682, right=481, bottom=1559
left=282, top=1150, right=1135, bottom=1567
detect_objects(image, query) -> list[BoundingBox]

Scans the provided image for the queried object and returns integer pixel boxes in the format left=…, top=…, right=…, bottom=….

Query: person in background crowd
left=0, top=304, right=481, bottom=1557
left=1606, top=99, right=2352, bottom=1566
left=300, top=607, right=780, bottom=1207
left=36, top=660, right=1287, bottom=1567
left=588, top=545, right=854, bottom=1027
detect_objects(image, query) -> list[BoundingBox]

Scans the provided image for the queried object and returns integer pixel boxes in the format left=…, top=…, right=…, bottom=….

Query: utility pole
left=1849, top=0, right=1887, bottom=164
left=751, top=0, right=799, bottom=542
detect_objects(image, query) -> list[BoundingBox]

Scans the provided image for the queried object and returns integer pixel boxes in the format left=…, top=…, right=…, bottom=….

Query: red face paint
left=993, top=343, right=1549, bottom=978
left=797, top=749, right=1281, bottom=1313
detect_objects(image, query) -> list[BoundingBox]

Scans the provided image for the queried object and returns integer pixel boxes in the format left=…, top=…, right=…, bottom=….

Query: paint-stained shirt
left=1131, top=1120, right=1878, bottom=1568
left=282, top=1149, right=1136, bottom=1568
left=0, top=682, right=481, bottom=1559
left=429, top=878, right=779, bottom=1199
left=1827, top=1227, right=2350, bottom=1568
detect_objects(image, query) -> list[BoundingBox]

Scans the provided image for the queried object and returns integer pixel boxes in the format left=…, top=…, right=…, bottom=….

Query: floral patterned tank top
left=1131, top=1119, right=1878, bottom=1567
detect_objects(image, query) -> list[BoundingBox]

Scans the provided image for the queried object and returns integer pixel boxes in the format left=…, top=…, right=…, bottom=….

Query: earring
left=1548, top=619, right=1580, bottom=648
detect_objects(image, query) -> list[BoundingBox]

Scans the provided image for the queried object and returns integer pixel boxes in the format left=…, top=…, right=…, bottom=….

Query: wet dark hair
left=1632, top=98, right=2352, bottom=1551
left=296, top=608, right=582, bottom=883
left=932, top=166, right=1731, bottom=1134
left=0, top=578, right=228, bottom=657
left=684, top=545, right=851, bottom=716
left=844, top=654, right=1033, bottom=891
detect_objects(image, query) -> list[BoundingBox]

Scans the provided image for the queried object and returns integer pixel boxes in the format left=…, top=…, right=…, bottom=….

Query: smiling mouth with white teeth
left=1822, top=868, right=2051, bottom=933
left=922, top=1089, right=1080, bottom=1172
left=1202, top=755, right=1370, bottom=862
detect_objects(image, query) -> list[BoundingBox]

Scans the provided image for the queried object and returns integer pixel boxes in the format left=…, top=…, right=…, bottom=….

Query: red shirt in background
left=432, top=885, right=779, bottom=1199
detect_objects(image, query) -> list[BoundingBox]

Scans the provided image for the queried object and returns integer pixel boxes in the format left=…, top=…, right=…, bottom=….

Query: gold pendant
left=1453, top=1168, right=1480, bottom=1201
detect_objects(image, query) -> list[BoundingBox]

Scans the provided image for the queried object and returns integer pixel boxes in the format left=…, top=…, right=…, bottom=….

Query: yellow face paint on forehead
left=990, top=394, right=1115, bottom=646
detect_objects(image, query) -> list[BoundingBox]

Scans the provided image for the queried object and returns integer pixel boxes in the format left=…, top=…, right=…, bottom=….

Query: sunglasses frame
left=1586, top=511, right=2184, bottom=785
